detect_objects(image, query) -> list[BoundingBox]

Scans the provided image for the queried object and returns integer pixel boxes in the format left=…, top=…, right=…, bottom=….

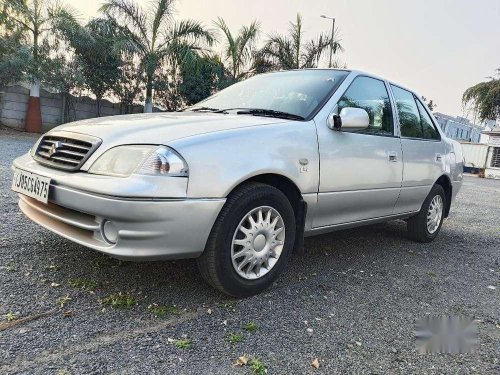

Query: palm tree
left=1, top=0, right=76, bottom=132
left=257, top=13, right=343, bottom=71
left=214, top=17, right=260, bottom=82
left=100, top=0, right=214, bottom=112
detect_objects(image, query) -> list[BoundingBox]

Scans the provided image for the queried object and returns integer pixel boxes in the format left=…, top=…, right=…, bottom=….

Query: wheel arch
left=228, top=173, right=302, bottom=212
left=227, top=173, right=307, bottom=253
left=434, top=174, right=452, bottom=217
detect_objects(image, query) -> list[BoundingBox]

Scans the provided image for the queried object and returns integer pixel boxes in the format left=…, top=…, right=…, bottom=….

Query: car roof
left=290, top=68, right=421, bottom=98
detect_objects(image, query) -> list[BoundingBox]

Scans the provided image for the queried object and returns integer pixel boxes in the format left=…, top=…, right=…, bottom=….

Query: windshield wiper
left=186, top=106, right=227, bottom=113
left=235, top=108, right=305, bottom=121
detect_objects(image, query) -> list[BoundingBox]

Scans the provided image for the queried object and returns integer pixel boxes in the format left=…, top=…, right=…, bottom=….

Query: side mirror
left=328, top=107, right=370, bottom=131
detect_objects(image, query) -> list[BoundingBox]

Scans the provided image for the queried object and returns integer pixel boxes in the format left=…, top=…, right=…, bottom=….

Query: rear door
left=313, top=75, right=403, bottom=227
left=390, top=85, right=445, bottom=214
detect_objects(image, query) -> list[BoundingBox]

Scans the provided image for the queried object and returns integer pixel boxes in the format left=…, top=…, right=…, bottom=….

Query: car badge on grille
left=48, top=141, right=63, bottom=157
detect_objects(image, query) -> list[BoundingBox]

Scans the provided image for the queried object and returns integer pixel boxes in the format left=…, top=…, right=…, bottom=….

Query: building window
left=491, top=147, right=500, bottom=168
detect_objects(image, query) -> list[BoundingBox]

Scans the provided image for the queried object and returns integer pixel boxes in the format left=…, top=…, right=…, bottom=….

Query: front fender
left=170, top=121, right=320, bottom=198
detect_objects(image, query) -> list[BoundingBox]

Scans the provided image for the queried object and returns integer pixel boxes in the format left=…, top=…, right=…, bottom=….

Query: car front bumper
left=13, top=155, right=225, bottom=261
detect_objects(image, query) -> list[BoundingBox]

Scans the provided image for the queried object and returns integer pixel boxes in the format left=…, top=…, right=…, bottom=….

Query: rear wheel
left=407, top=184, right=446, bottom=242
left=197, top=182, right=296, bottom=297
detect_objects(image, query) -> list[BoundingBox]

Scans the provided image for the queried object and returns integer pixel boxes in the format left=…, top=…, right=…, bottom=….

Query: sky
left=74, top=0, right=500, bottom=118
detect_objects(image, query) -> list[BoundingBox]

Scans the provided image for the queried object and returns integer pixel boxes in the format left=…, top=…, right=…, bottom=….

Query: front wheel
left=407, top=184, right=446, bottom=242
left=197, top=182, right=296, bottom=298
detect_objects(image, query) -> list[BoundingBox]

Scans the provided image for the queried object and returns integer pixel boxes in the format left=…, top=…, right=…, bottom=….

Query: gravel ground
left=0, top=127, right=499, bottom=374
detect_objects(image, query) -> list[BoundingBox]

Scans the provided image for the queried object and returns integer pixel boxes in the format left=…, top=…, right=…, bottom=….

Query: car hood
left=52, top=112, right=288, bottom=145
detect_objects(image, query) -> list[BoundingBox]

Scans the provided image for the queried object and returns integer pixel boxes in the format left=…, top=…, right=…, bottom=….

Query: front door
left=313, top=76, right=403, bottom=228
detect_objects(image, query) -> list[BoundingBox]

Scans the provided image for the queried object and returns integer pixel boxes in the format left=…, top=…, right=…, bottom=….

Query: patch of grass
left=4, top=312, right=18, bottom=322
left=218, top=300, right=238, bottom=312
left=92, top=255, right=125, bottom=269
left=175, top=339, right=192, bottom=349
left=57, top=295, right=72, bottom=308
left=5, top=263, right=17, bottom=272
left=100, top=293, right=136, bottom=309
left=69, top=279, right=102, bottom=291
left=428, top=271, right=437, bottom=278
left=227, top=333, right=245, bottom=344
left=147, top=304, right=180, bottom=318
left=250, top=358, right=267, bottom=375
left=243, top=322, right=258, bottom=332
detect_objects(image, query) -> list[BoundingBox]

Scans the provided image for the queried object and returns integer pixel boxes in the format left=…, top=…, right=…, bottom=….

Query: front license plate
left=11, top=168, right=51, bottom=204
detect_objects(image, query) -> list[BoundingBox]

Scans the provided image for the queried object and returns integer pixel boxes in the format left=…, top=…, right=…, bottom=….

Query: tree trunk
left=25, top=80, right=42, bottom=133
left=26, top=27, right=42, bottom=133
left=61, top=93, right=66, bottom=124
left=144, top=75, right=153, bottom=113
left=96, top=96, right=102, bottom=117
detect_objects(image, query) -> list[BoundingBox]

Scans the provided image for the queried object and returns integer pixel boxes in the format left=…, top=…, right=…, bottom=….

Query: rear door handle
left=388, top=151, right=398, bottom=162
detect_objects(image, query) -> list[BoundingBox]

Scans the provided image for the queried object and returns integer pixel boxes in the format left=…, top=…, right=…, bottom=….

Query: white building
left=483, top=127, right=500, bottom=179
left=434, top=112, right=483, bottom=143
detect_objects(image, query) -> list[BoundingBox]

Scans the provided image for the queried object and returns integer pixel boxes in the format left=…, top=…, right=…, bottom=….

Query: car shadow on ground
left=32, top=219, right=413, bottom=309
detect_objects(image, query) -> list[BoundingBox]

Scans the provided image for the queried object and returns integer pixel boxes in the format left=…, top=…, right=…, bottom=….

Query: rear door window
left=391, top=85, right=422, bottom=138
left=416, top=100, right=440, bottom=140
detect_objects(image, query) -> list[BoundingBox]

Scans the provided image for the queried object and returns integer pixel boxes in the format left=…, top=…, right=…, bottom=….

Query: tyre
left=407, top=184, right=446, bottom=243
left=197, top=182, right=296, bottom=298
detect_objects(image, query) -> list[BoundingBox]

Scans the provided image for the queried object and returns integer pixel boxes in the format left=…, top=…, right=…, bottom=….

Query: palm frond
left=100, top=0, right=149, bottom=47
left=166, top=19, right=214, bottom=47
left=214, top=17, right=235, bottom=61
left=301, top=33, right=330, bottom=68
left=290, top=13, right=302, bottom=68
left=150, top=0, right=174, bottom=47
left=234, top=20, right=259, bottom=78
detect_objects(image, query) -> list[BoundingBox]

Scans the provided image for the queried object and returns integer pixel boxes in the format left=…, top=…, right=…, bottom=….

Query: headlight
left=88, top=145, right=188, bottom=177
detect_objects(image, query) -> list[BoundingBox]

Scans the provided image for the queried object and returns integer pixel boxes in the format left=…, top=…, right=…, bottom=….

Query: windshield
left=191, top=69, right=350, bottom=120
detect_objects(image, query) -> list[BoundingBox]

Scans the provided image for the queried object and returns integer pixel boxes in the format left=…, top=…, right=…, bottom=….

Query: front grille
left=34, top=131, right=101, bottom=171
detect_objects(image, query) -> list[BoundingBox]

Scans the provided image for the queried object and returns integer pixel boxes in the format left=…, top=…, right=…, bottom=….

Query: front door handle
left=388, top=151, right=398, bottom=162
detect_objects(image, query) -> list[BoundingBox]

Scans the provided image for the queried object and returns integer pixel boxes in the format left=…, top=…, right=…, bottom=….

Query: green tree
left=214, top=17, right=259, bottom=82
left=463, top=69, right=500, bottom=122
left=100, top=0, right=214, bottom=112
left=0, top=1, right=30, bottom=86
left=112, top=54, right=144, bottom=114
left=56, top=17, right=124, bottom=116
left=1, top=0, right=76, bottom=131
left=179, top=54, right=229, bottom=105
left=256, top=13, right=343, bottom=71
left=40, top=54, right=84, bottom=122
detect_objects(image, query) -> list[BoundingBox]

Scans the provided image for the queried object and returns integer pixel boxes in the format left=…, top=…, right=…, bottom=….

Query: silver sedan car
left=12, top=69, right=464, bottom=297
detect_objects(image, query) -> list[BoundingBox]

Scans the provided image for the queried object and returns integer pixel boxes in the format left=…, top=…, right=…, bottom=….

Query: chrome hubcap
left=427, top=195, right=443, bottom=234
left=231, top=206, right=285, bottom=280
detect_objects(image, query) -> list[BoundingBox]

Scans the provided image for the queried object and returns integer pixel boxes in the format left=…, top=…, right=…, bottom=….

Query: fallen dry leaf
left=234, top=356, right=249, bottom=366
left=311, top=358, right=320, bottom=369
